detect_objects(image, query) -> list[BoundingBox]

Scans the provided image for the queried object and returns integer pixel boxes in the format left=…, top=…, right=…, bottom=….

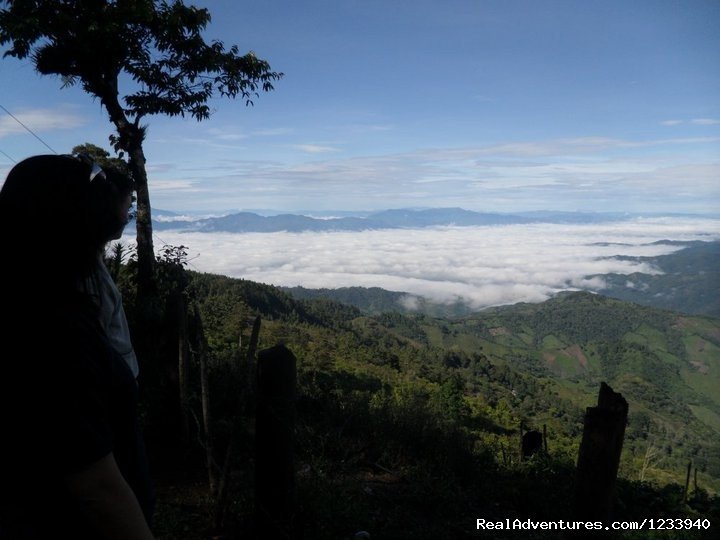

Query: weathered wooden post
left=684, top=461, right=692, bottom=503
left=573, top=382, right=628, bottom=522
left=256, top=345, right=296, bottom=539
left=522, top=430, right=543, bottom=459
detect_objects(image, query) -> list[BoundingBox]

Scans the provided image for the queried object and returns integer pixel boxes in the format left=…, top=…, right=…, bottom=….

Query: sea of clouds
left=141, top=216, right=720, bottom=310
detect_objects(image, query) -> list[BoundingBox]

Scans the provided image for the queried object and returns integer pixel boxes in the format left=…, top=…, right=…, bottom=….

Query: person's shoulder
left=59, top=294, right=106, bottom=343
left=14, top=292, right=105, bottom=352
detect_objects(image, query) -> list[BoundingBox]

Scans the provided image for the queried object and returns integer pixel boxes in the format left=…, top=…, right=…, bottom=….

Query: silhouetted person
left=78, top=159, right=139, bottom=379
left=0, top=155, right=154, bottom=539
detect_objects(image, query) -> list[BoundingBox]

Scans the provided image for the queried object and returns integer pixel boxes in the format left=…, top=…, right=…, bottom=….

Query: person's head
left=103, top=168, right=136, bottom=241
left=0, top=154, right=128, bottom=291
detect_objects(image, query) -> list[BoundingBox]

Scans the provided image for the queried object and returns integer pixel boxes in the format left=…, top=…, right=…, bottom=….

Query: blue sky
left=1, top=0, right=719, bottom=214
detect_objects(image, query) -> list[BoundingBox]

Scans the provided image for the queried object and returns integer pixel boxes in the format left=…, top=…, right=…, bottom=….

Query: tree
left=72, top=142, right=130, bottom=176
left=0, top=0, right=282, bottom=291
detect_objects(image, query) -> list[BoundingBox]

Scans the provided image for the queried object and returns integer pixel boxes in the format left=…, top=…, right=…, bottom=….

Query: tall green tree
left=0, top=0, right=282, bottom=291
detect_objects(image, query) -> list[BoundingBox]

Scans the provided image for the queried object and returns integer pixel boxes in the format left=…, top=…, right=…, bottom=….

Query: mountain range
left=152, top=207, right=655, bottom=233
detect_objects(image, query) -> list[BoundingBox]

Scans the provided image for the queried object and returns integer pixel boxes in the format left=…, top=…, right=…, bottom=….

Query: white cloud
left=660, top=118, right=720, bottom=126
left=131, top=217, right=720, bottom=311
left=350, top=124, right=394, bottom=132
left=150, top=179, right=199, bottom=191
left=206, top=127, right=248, bottom=141
left=146, top=134, right=720, bottom=213
left=691, top=118, right=720, bottom=125
left=399, top=294, right=422, bottom=310
left=293, top=144, right=342, bottom=154
left=252, top=127, right=294, bottom=136
left=0, top=107, right=86, bottom=138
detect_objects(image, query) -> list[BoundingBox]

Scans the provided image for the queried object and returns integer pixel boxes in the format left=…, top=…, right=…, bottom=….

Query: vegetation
left=72, top=142, right=132, bottom=176
left=596, top=241, right=720, bottom=317
left=104, top=245, right=719, bottom=538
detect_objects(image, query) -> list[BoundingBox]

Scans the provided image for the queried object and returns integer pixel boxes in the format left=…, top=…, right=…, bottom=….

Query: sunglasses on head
left=71, top=152, right=107, bottom=183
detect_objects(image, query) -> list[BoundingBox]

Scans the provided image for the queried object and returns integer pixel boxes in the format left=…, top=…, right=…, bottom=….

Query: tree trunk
left=101, top=89, right=155, bottom=292
left=127, top=143, right=155, bottom=294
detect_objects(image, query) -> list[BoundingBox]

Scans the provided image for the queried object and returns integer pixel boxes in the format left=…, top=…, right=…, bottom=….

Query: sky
left=1, top=0, right=719, bottom=214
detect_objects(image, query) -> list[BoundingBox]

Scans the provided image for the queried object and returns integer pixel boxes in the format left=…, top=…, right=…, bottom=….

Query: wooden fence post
left=573, top=382, right=628, bottom=522
left=521, top=430, right=543, bottom=459
left=256, top=345, right=296, bottom=539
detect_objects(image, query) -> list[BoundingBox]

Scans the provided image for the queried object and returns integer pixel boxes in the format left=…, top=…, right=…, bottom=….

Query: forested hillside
left=113, top=252, right=719, bottom=538
left=193, top=277, right=720, bottom=491
left=409, top=292, right=720, bottom=488
left=596, top=240, right=720, bottom=317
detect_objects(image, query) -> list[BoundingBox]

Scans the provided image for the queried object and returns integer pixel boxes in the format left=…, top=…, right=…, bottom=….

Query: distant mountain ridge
left=596, top=240, right=720, bottom=316
left=152, top=207, right=645, bottom=233
left=283, top=285, right=477, bottom=318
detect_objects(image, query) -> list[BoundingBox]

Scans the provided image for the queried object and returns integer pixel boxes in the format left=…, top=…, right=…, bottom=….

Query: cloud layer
left=138, top=217, right=720, bottom=310
left=146, top=134, right=720, bottom=214
left=0, top=107, right=86, bottom=138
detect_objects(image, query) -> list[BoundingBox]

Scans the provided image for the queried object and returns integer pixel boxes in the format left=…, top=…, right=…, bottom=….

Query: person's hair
left=0, top=155, right=115, bottom=295
left=105, top=167, right=135, bottom=197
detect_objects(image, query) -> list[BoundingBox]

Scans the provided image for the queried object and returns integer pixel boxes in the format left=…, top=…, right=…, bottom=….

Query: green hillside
left=113, top=256, right=719, bottom=538
left=409, top=291, right=720, bottom=488
left=596, top=240, right=720, bottom=317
